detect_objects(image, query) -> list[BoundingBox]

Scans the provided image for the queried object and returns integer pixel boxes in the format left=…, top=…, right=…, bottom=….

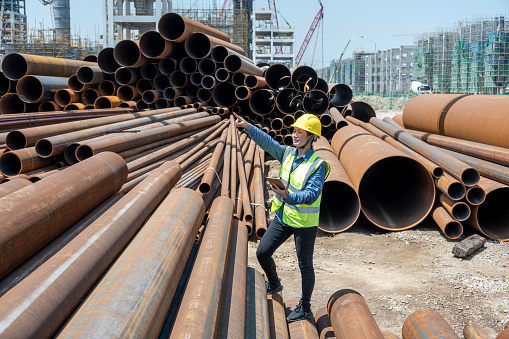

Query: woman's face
left=292, top=127, right=310, bottom=147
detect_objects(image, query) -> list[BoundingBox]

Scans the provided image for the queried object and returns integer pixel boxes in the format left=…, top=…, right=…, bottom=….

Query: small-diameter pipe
left=190, top=72, right=203, bottom=86
left=438, top=192, right=471, bottom=221
left=155, top=98, right=170, bottom=109
left=174, top=96, right=193, bottom=107
left=152, top=74, right=169, bottom=92
left=142, top=90, right=161, bottom=104
left=186, top=84, right=199, bottom=98
left=117, top=85, right=138, bottom=101
left=343, top=101, right=376, bottom=122
left=245, top=75, right=266, bottom=89
left=82, top=88, right=100, bottom=105
left=435, top=173, right=466, bottom=201
left=197, top=88, right=212, bottom=103
left=68, top=74, right=89, bottom=92
left=465, top=185, right=486, bottom=205
left=201, top=75, right=216, bottom=90
left=54, top=89, right=80, bottom=107
left=136, top=79, right=153, bottom=95
left=163, top=87, right=184, bottom=101
left=215, top=68, right=230, bottom=82
left=431, top=205, right=463, bottom=240
left=232, top=72, right=246, bottom=87
left=235, top=86, right=252, bottom=100
left=38, top=101, right=62, bottom=112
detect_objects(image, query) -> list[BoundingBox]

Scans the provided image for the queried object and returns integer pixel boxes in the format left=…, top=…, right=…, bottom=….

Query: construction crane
left=328, top=35, right=376, bottom=83
left=218, top=0, right=232, bottom=22
left=294, top=0, right=323, bottom=67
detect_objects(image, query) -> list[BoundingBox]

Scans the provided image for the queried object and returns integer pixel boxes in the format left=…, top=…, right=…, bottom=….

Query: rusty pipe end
left=319, top=181, right=361, bottom=233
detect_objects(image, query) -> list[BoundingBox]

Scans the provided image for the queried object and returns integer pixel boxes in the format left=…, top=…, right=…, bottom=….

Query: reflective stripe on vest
left=271, top=146, right=330, bottom=228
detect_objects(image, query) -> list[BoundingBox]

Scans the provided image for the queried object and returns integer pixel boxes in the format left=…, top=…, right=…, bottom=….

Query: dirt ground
left=247, top=110, right=509, bottom=337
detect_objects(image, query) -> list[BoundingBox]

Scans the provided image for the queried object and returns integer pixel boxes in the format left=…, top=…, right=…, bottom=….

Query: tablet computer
left=267, top=177, right=285, bottom=190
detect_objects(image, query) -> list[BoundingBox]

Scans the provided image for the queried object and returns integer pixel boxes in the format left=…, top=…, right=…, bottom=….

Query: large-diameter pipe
left=402, top=309, right=460, bottom=339
left=285, top=299, right=319, bottom=338
left=1, top=53, right=97, bottom=80
left=158, top=12, right=231, bottom=42
left=246, top=267, right=271, bottom=338
left=16, top=75, right=69, bottom=103
left=170, top=196, right=234, bottom=338
left=212, top=82, right=238, bottom=107
left=466, top=177, right=509, bottom=241
left=0, top=178, right=31, bottom=199
left=58, top=187, right=204, bottom=338
left=76, top=115, right=220, bottom=160
left=139, top=30, right=184, bottom=59
left=224, top=54, right=263, bottom=76
left=114, top=40, right=148, bottom=68
left=0, top=152, right=127, bottom=280
left=303, top=89, right=329, bottom=115
left=185, top=32, right=244, bottom=59
left=291, top=66, right=318, bottom=92
left=403, top=94, right=509, bottom=149
left=370, top=117, right=479, bottom=187
left=249, top=89, right=276, bottom=115
left=314, top=137, right=360, bottom=233
left=0, top=160, right=181, bottom=338
left=329, top=83, right=353, bottom=107
left=265, top=63, right=291, bottom=90
left=276, top=88, right=302, bottom=114
left=343, top=101, right=376, bottom=122
left=97, top=47, right=120, bottom=74
left=76, top=65, right=105, bottom=85
left=327, top=289, right=384, bottom=338
left=331, top=124, right=435, bottom=230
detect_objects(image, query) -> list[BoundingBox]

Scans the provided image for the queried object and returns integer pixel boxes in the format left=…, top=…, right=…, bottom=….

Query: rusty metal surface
left=402, top=309, right=459, bottom=339
left=54, top=89, right=80, bottom=107
left=431, top=205, right=463, bottom=240
left=233, top=128, right=253, bottom=222
left=58, top=188, right=204, bottom=338
left=2, top=52, right=97, bottom=80
left=314, top=307, right=335, bottom=339
left=329, top=107, right=348, bottom=130
left=465, top=185, right=486, bottom=206
left=114, top=40, right=148, bottom=68
left=346, top=116, right=443, bottom=178
left=76, top=65, right=105, bottom=85
left=391, top=114, right=404, bottom=128
left=0, top=151, right=127, bottom=280
left=382, top=332, right=399, bottom=339
left=98, top=80, right=119, bottom=96
left=438, top=192, right=471, bottom=221
left=407, top=129, right=509, bottom=168
left=466, top=176, right=509, bottom=241
left=342, top=101, right=375, bottom=123
left=139, top=30, right=184, bottom=59
left=94, top=95, right=121, bottom=109
left=38, top=101, right=62, bottom=112
left=76, top=115, right=220, bottom=160
left=221, top=123, right=233, bottom=197
left=185, top=32, right=244, bottom=59
left=170, top=196, right=233, bottom=338
left=158, top=12, right=230, bottom=42
left=0, top=177, right=31, bottom=198
left=246, top=267, right=271, bottom=338
left=0, top=160, right=181, bottom=338
left=435, top=172, right=465, bottom=200
left=331, top=124, right=435, bottom=230
left=17, top=75, right=69, bottom=103
left=253, top=146, right=268, bottom=238
left=199, top=128, right=228, bottom=193
left=313, top=136, right=360, bottom=233
left=0, top=193, right=123, bottom=298
left=0, top=146, right=59, bottom=176
left=371, top=117, right=479, bottom=186
left=225, top=54, right=263, bottom=76
left=267, top=291, right=290, bottom=339
left=217, top=220, right=249, bottom=338
left=498, top=328, right=509, bottom=339
left=402, top=94, right=469, bottom=134
left=463, top=322, right=491, bottom=339
left=285, top=299, right=319, bottom=338
left=327, top=289, right=384, bottom=339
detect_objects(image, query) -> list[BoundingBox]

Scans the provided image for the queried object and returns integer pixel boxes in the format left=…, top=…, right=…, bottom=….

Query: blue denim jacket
left=245, top=125, right=327, bottom=226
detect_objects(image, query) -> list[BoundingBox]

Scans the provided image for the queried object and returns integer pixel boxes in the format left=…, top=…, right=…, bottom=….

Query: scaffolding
left=414, top=15, right=509, bottom=95
left=2, top=27, right=101, bottom=60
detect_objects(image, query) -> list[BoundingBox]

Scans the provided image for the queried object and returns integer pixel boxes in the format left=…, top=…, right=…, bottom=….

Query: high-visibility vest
left=271, top=147, right=330, bottom=228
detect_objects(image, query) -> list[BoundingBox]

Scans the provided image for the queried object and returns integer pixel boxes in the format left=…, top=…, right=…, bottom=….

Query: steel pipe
left=16, top=75, right=69, bottom=103
left=392, top=113, right=404, bottom=127
left=0, top=160, right=179, bottom=338
left=115, top=66, right=140, bottom=85
left=118, top=100, right=137, bottom=110
left=466, top=185, right=486, bottom=205
left=199, top=128, right=228, bottom=193
left=113, top=40, right=148, bottom=68
left=438, top=192, right=471, bottom=221
left=64, top=103, right=85, bottom=110
left=370, top=117, right=479, bottom=186
left=163, top=87, right=184, bottom=101
left=331, top=125, right=435, bottom=230
left=314, top=137, right=360, bottom=233
left=342, top=101, right=376, bottom=122
left=406, top=129, right=509, bottom=168
left=276, top=88, right=302, bottom=114
left=0, top=152, right=127, bottom=279
left=169, top=71, right=188, bottom=88
left=265, top=63, right=291, bottom=90
left=155, top=98, right=170, bottom=109
left=215, top=68, right=231, bottom=82
left=466, top=177, right=509, bottom=241
left=0, top=147, right=60, bottom=176
left=76, top=115, right=220, bottom=160
left=186, top=84, right=199, bottom=98
left=402, top=309, right=459, bottom=339
left=217, top=220, right=249, bottom=338
left=329, top=83, right=353, bottom=107
left=431, top=205, right=463, bottom=239
left=0, top=178, right=31, bottom=199
left=285, top=300, right=320, bottom=338
left=225, top=54, right=263, bottom=76
left=198, top=57, right=217, bottom=75
left=139, top=29, right=185, bottom=59
left=190, top=72, right=203, bottom=86
left=0, top=93, right=28, bottom=114
left=98, top=79, right=118, bottom=96
left=303, top=89, right=329, bottom=115
left=117, top=84, right=138, bottom=101
left=249, top=89, right=276, bottom=115
left=94, top=95, right=121, bottom=109
left=180, top=56, right=197, bottom=75
left=221, top=124, right=232, bottom=197
left=58, top=187, right=203, bottom=338
left=169, top=196, right=233, bottom=338
left=246, top=267, right=271, bottom=338
left=185, top=32, right=244, bottom=59
left=197, top=88, right=212, bottom=103
left=245, top=74, right=267, bottom=89
left=174, top=96, right=193, bottom=107
left=253, top=147, right=268, bottom=238
left=54, top=89, right=79, bottom=107
left=2, top=53, right=96, bottom=80
left=81, top=87, right=100, bottom=105
left=97, top=47, right=121, bottom=74
left=38, top=101, right=62, bottom=112
left=158, top=57, right=178, bottom=75
left=142, top=90, right=161, bottom=104
left=212, top=81, right=237, bottom=107
left=0, top=70, right=11, bottom=94
left=76, top=65, right=106, bottom=85
left=67, top=74, right=89, bottom=92
left=435, top=173, right=466, bottom=200
left=463, top=323, right=491, bottom=339
left=328, top=289, right=384, bottom=338
left=314, top=307, right=335, bottom=339
left=158, top=12, right=231, bottom=42
left=291, top=66, right=318, bottom=92
left=211, top=44, right=251, bottom=64
left=140, top=62, right=159, bottom=80
left=232, top=72, right=246, bottom=87
left=235, top=86, right=252, bottom=101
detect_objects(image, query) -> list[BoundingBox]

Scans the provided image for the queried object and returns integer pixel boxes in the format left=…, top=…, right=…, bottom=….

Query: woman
left=233, top=112, right=330, bottom=322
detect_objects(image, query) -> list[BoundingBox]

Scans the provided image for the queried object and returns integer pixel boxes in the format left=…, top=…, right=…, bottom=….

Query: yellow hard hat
left=291, top=113, right=321, bottom=137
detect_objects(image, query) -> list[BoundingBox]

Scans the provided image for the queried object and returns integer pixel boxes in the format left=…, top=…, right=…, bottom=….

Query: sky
left=25, top=0, right=508, bottom=67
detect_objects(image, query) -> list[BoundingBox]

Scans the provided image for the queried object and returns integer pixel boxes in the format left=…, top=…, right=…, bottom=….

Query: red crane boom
left=295, top=1, right=323, bottom=66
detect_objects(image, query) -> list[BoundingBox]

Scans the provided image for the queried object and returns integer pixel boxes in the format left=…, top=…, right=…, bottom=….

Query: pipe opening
left=6, top=131, right=27, bottom=150
left=39, top=101, right=60, bottom=112
left=115, top=67, right=137, bottom=85
left=2, top=53, right=27, bottom=80
left=64, top=144, right=80, bottom=165
left=164, top=87, right=182, bottom=101
left=235, top=86, right=250, bottom=100
left=98, top=81, right=117, bottom=96
left=344, top=102, right=376, bottom=123
left=155, top=98, right=170, bottom=109
left=136, top=79, right=153, bottom=95
left=265, top=64, right=291, bottom=90
left=0, top=94, right=25, bottom=114
left=35, top=139, right=53, bottom=158
left=256, top=228, right=265, bottom=239
left=97, top=47, right=120, bottom=74
left=291, top=66, right=317, bottom=92
left=198, top=58, right=216, bottom=75
left=180, top=57, right=197, bottom=75
left=158, top=57, right=178, bottom=75
left=466, top=186, right=486, bottom=205
left=185, top=33, right=211, bottom=59
left=169, top=71, right=188, bottom=88
left=224, top=55, right=242, bottom=72
left=276, top=88, right=302, bottom=114
left=271, top=118, right=283, bottom=130
left=158, top=13, right=186, bottom=40
left=212, top=82, right=237, bottom=107
left=210, top=45, right=229, bottom=63
left=447, top=182, right=466, bottom=200
left=359, top=156, right=435, bottom=230
left=433, top=168, right=444, bottom=178
left=249, top=90, right=275, bottom=115
left=142, top=91, right=159, bottom=104
left=117, top=85, right=137, bottom=101
left=477, top=188, right=509, bottom=240
left=95, top=97, right=114, bottom=109
left=174, top=96, right=192, bottom=107
left=136, top=100, right=149, bottom=111
left=330, top=84, right=353, bottom=107
left=245, top=75, right=259, bottom=88
left=76, top=67, right=95, bottom=84
left=199, top=182, right=211, bottom=194
left=232, top=72, right=246, bottom=87
left=201, top=75, right=216, bottom=89
left=320, top=181, right=360, bottom=233
left=68, top=75, right=86, bottom=92
left=190, top=73, right=203, bottom=86
left=303, top=90, right=329, bottom=115
left=54, top=90, right=72, bottom=106
left=282, top=115, right=295, bottom=127
left=0, top=152, right=21, bottom=176
left=215, top=68, right=230, bottom=82
left=283, top=135, right=293, bottom=146
left=462, top=168, right=480, bottom=187
left=76, top=145, right=94, bottom=161
left=451, top=202, right=470, bottom=221
left=114, top=41, right=142, bottom=67
left=140, top=63, right=159, bottom=80
left=82, top=88, right=99, bottom=105
left=17, top=76, right=43, bottom=102
left=443, top=220, right=463, bottom=239
left=151, top=74, right=169, bottom=92
left=186, top=85, right=199, bottom=98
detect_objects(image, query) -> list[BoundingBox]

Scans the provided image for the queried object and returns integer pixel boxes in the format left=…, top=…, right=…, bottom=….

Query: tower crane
left=294, top=0, right=323, bottom=66
left=328, top=35, right=376, bottom=83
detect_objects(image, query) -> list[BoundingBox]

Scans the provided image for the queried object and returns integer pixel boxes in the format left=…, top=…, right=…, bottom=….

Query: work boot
left=286, top=302, right=313, bottom=322
left=266, top=279, right=283, bottom=295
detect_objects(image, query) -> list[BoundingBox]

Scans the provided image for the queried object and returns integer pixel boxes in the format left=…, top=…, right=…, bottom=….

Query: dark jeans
left=256, top=216, right=318, bottom=309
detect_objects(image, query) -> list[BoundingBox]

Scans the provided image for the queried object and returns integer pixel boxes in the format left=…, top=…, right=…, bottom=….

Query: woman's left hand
left=271, top=183, right=289, bottom=200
